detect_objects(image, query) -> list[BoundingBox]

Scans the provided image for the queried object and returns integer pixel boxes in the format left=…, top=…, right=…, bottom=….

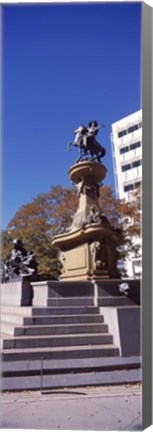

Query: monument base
left=59, top=242, right=121, bottom=280
left=1, top=279, right=33, bottom=306
left=100, top=305, right=141, bottom=357
left=52, top=160, right=123, bottom=281
left=59, top=242, right=108, bottom=281
left=53, top=225, right=121, bottom=281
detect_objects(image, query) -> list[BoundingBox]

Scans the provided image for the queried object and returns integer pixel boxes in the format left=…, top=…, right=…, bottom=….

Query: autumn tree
left=2, top=184, right=141, bottom=279
left=99, top=186, right=141, bottom=275
left=2, top=186, right=78, bottom=279
left=99, top=185, right=141, bottom=242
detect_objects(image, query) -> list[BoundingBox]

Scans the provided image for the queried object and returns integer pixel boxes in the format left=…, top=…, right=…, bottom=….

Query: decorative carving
left=90, top=241, right=106, bottom=270
left=77, top=178, right=100, bottom=198
left=58, top=251, right=66, bottom=273
left=87, top=206, right=109, bottom=225
left=77, top=178, right=86, bottom=196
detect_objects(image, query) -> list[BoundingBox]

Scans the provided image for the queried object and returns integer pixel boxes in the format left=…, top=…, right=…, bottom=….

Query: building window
left=117, top=121, right=142, bottom=139
left=127, top=124, right=139, bottom=134
left=120, top=142, right=141, bottom=154
left=132, top=160, right=142, bottom=168
left=124, top=181, right=141, bottom=193
left=124, top=184, right=134, bottom=192
left=118, top=130, right=127, bottom=138
left=127, top=123, right=142, bottom=134
left=122, top=163, right=131, bottom=172
left=130, top=141, right=141, bottom=151
left=135, top=181, right=141, bottom=188
left=120, top=146, right=129, bottom=154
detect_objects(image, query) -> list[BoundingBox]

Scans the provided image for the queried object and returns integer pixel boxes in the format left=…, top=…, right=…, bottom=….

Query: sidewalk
left=1, top=383, right=142, bottom=430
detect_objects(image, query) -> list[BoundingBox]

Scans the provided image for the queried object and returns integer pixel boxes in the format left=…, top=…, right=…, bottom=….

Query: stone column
left=52, top=160, right=122, bottom=281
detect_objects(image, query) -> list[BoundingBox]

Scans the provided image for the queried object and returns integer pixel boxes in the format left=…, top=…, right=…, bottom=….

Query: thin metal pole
left=40, top=357, right=43, bottom=394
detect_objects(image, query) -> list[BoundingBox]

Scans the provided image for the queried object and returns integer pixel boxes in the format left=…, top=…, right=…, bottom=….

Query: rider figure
left=71, top=121, right=105, bottom=149
left=88, top=121, right=102, bottom=136
left=83, top=121, right=104, bottom=148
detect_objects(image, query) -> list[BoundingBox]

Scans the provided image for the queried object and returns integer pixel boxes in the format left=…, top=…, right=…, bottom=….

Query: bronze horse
left=68, top=124, right=106, bottom=163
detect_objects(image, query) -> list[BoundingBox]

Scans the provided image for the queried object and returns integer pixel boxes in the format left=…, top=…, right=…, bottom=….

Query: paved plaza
left=1, top=383, right=142, bottom=430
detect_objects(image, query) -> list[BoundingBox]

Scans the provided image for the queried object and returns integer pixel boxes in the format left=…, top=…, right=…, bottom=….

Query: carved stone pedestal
left=52, top=160, right=122, bottom=281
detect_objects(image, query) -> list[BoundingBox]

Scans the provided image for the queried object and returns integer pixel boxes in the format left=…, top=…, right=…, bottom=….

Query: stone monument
left=52, top=121, right=123, bottom=280
left=1, top=122, right=140, bottom=388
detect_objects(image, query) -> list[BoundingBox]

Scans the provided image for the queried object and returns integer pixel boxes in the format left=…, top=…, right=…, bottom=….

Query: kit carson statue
left=68, top=120, right=106, bottom=163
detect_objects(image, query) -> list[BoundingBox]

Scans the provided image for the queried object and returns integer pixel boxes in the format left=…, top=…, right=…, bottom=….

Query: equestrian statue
left=68, top=120, right=106, bottom=163
left=2, top=239, right=38, bottom=282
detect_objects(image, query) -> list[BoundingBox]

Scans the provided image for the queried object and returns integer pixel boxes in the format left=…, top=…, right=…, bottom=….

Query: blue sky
left=2, top=3, right=141, bottom=229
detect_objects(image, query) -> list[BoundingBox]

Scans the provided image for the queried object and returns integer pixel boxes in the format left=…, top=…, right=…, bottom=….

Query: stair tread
left=1, top=355, right=141, bottom=372
left=98, top=295, right=131, bottom=298
left=47, top=296, right=94, bottom=299
left=1, top=368, right=142, bottom=392
left=1, top=321, right=108, bottom=337
left=1, top=333, right=12, bottom=339
left=32, top=306, right=98, bottom=309
left=1, top=321, right=23, bottom=327
left=1, top=321, right=106, bottom=329
left=2, top=343, right=118, bottom=353
left=1, top=305, right=98, bottom=315
left=100, top=305, right=140, bottom=309
left=1, top=313, right=101, bottom=317
left=1, top=332, right=112, bottom=340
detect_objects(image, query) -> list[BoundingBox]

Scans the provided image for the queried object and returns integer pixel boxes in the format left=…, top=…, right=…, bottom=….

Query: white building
left=111, top=110, right=142, bottom=278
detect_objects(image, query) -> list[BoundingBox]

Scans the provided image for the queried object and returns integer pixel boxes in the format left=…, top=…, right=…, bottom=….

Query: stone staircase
left=1, top=299, right=119, bottom=358
left=1, top=280, right=141, bottom=391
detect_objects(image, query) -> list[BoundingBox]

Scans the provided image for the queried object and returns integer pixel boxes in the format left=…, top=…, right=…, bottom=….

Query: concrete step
left=2, top=344, right=120, bottom=361
left=1, top=356, right=141, bottom=376
left=0, top=313, right=29, bottom=326
left=47, top=297, right=94, bottom=306
left=2, top=333, right=113, bottom=349
left=1, top=305, right=99, bottom=316
left=1, top=313, right=104, bottom=327
left=1, top=305, right=33, bottom=315
left=31, top=306, right=99, bottom=316
left=98, top=296, right=135, bottom=306
left=25, top=313, right=104, bottom=325
left=1, top=321, right=108, bottom=337
left=1, top=368, right=142, bottom=392
left=1, top=322, right=21, bottom=336
left=1, top=305, right=100, bottom=316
